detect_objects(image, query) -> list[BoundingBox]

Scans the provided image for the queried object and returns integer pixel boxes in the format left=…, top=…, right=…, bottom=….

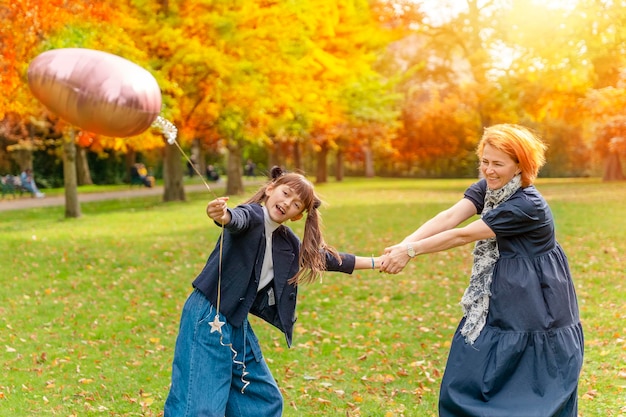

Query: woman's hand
left=380, top=243, right=413, bottom=274
left=206, top=197, right=230, bottom=224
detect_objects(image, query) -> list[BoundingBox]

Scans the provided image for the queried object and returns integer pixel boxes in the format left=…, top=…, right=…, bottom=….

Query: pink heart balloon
left=28, top=48, right=162, bottom=137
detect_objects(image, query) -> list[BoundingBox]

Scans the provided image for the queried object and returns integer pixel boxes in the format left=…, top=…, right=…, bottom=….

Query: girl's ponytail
left=289, top=196, right=340, bottom=285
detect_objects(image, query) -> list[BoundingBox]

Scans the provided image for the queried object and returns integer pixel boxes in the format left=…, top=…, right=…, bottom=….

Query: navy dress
left=439, top=180, right=584, bottom=417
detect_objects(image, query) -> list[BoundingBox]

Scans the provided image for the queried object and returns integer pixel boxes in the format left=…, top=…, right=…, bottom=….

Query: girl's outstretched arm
left=206, top=196, right=231, bottom=225
left=354, top=255, right=383, bottom=271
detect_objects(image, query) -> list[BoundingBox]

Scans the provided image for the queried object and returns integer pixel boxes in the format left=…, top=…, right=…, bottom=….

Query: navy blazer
left=192, top=203, right=356, bottom=346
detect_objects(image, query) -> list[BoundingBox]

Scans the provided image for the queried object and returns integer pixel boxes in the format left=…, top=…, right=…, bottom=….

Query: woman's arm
left=379, top=198, right=478, bottom=274
left=401, top=198, right=477, bottom=243
left=381, top=218, right=494, bottom=274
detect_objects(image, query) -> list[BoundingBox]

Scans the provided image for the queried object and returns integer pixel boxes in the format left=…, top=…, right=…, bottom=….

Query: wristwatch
left=406, top=244, right=416, bottom=258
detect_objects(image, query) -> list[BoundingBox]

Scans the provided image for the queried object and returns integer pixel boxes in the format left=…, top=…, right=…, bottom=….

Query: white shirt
left=258, top=206, right=280, bottom=291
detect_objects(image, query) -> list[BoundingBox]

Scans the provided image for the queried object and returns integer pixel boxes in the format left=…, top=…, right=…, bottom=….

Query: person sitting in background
left=245, top=159, right=256, bottom=178
left=130, top=163, right=154, bottom=188
left=187, top=156, right=196, bottom=178
left=206, top=164, right=220, bottom=182
left=20, top=168, right=45, bottom=198
left=1, top=175, right=20, bottom=198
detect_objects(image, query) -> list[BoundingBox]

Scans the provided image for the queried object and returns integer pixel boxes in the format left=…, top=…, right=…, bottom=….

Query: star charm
left=210, top=314, right=225, bottom=334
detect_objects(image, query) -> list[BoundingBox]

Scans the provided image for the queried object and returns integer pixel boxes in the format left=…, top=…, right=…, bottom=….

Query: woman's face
left=264, top=184, right=305, bottom=223
left=480, top=144, right=520, bottom=190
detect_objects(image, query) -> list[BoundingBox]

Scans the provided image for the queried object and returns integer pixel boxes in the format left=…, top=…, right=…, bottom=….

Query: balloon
left=27, top=48, right=162, bottom=138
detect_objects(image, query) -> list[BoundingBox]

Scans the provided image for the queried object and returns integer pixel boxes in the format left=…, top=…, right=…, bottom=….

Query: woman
left=381, top=124, right=583, bottom=416
left=20, top=168, right=45, bottom=198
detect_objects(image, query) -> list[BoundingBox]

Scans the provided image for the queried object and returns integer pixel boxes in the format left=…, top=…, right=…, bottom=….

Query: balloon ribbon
left=159, top=117, right=250, bottom=393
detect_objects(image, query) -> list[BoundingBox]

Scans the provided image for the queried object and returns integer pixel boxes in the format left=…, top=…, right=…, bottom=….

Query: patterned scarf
left=460, top=174, right=522, bottom=345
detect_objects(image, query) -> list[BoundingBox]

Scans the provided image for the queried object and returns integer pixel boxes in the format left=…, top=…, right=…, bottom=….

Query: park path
left=0, top=182, right=225, bottom=212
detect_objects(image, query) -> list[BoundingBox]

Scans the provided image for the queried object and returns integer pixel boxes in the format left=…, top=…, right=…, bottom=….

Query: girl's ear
left=290, top=213, right=304, bottom=222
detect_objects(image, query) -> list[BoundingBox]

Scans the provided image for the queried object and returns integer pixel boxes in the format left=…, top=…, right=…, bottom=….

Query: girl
left=164, top=166, right=381, bottom=417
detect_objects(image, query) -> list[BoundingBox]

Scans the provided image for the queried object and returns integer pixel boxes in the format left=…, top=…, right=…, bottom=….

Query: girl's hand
left=380, top=243, right=412, bottom=274
left=206, top=197, right=230, bottom=224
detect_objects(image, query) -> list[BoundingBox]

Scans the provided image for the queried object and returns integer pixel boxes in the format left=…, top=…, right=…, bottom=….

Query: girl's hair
left=477, top=124, right=547, bottom=187
left=244, top=166, right=340, bottom=285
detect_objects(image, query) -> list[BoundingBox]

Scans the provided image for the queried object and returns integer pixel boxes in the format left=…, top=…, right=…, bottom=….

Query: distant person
left=206, top=164, right=220, bottom=182
left=244, top=159, right=256, bottom=178
left=20, top=168, right=45, bottom=198
left=381, top=124, right=583, bottom=417
left=145, top=166, right=156, bottom=187
left=187, top=156, right=196, bottom=178
left=131, top=163, right=154, bottom=188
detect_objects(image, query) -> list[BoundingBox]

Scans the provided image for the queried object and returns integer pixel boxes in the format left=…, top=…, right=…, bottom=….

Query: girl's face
left=480, top=144, right=520, bottom=190
left=264, top=184, right=305, bottom=223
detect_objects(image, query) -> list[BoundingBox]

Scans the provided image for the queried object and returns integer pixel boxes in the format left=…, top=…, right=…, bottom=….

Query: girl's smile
left=265, top=184, right=304, bottom=223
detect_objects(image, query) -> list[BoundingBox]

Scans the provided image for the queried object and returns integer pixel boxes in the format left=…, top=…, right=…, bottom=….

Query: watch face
left=407, top=245, right=415, bottom=257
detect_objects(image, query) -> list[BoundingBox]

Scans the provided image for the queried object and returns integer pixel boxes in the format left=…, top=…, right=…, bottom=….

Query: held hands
left=379, top=243, right=413, bottom=274
left=206, top=196, right=230, bottom=225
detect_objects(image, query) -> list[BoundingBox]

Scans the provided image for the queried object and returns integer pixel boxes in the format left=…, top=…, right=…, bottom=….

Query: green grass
left=1, top=178, right=624, bottom=416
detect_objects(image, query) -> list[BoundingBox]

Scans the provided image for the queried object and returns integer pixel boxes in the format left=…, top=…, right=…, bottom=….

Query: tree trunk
left=63, top=129, right=81, bottom=218
left=316, top=142, right=328, bottom=183
left=268, top=141, right=278, bottom=170
left=364, top=144, right=375, bottom=178
left=293, top=141, right=303, bottom=172
left=163, top=140, right=186, bottom=201
left=75, top=146, right=93, bottom=185
left=335, top=149, right=344, bottom=181
left=226, top=142, right=245, bottom=195
left=188, top=137, right=200, bottom=177
left=125, top=149, right=136, bottom=183
left=603, top=151, right=625, bottom=181
left=196, top=138, right=206, bottom=179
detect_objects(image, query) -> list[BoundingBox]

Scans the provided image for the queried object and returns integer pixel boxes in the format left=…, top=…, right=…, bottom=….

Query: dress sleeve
left=481, top=196, right=541, bottom=237
left=464, top=179, right=486, bottom=213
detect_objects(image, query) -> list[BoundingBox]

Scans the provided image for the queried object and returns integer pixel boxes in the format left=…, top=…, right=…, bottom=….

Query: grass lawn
left=1, top=177, right=624, bottom=416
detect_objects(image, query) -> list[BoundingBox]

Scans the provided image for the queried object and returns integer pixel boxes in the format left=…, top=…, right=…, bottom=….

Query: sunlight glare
left=416, top=0, right=578, bottom=25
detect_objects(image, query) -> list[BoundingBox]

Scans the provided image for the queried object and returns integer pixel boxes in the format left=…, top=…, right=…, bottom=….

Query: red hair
left=477, top=124, right=547, bottom=187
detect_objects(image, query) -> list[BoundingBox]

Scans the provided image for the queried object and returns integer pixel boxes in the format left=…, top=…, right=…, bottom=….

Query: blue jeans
left=164, top=289, right=283, bottom=417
